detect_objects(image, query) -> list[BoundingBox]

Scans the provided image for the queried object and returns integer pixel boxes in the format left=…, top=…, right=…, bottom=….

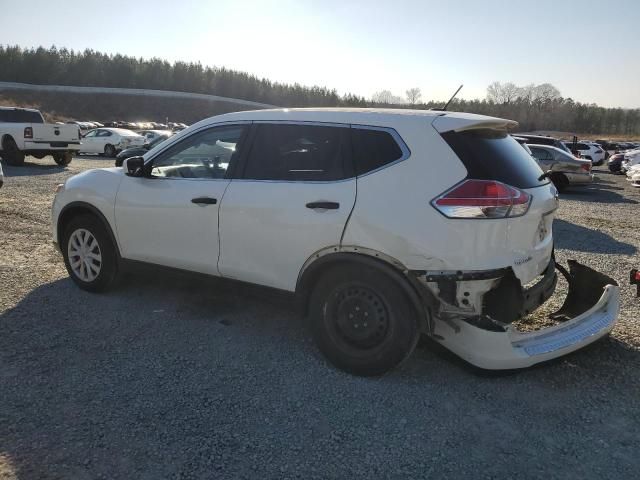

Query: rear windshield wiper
left=538, top=171, right=552, bottom=182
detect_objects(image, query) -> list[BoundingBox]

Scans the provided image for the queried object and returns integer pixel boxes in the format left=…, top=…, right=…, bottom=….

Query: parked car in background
left=79, top=128, right=145, bottom=157
left=563, top=141, right=606, bottom=165
left=621, top=148, right=640, bottom=174
left=52, top=108, right=620, bottom=375
left=0, top=161, right=3, bottom=188
left=528, top=144, right=593, bottom=191
left=516, top=134, right=573, bottom=155
left=139, top=129, right=173, bottom=144
left=608, top=152, right=626, bottom=173
left=114, top=132, right=173, bottom=166
left=1, top=107, right=80, bottom=166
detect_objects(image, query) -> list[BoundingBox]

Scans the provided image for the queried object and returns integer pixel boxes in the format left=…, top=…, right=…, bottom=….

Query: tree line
left=0, top=46, right=638, bottom=136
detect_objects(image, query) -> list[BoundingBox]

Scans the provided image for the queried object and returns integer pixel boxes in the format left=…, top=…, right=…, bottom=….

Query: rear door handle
left=306, top=201, right=339, bottom=210
left=191, top=197, right=217, bottom=205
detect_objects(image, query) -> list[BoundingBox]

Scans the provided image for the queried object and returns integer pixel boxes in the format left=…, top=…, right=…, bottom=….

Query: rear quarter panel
left=342, top=118, right=513, bottom=272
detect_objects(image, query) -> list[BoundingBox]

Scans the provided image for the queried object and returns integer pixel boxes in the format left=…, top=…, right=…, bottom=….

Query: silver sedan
left=528, top=144, right=593, bottom=192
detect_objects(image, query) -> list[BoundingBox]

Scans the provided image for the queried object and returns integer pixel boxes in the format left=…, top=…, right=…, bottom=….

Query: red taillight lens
left=24, top=127, right=33, bottom=139
left=432, top=179, right=531, bottom=219
left=581, top=163, right=591, bottom=172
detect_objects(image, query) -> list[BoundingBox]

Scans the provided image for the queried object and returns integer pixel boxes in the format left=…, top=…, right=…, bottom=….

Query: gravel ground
left=1, top=156, right=639, bottom=479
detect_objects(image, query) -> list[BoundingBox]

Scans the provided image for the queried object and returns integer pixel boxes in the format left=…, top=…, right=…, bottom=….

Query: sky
left=1, top=0, right=639, bottom=107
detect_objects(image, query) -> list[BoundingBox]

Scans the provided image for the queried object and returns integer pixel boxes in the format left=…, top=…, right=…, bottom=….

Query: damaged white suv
left=52, top=108, right=620, bottom=375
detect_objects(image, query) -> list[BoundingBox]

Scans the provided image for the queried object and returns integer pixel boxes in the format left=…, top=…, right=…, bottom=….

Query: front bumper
left=429, top=261, right=620, bottom=369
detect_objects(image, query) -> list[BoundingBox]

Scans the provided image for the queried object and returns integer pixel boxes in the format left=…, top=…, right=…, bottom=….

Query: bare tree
left=486, top=81, right=520, bottom=104
left=532, top=83, right=561, bottom=102
left=371, top=90, right=404, bottom=104
left=406, top=87, right=422, bottom=104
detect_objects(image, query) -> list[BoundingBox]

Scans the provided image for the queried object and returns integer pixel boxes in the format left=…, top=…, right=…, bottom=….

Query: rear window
left=441, top=129, right=546, bottom=189
left=0, top=109, right=44, bottom=123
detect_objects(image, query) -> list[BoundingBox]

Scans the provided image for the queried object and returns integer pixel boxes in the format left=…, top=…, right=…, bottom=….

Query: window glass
left=97, top=130, right=112, bottom=137
left=151, top=125, right=246, bottom=179
left=442, top=129, right=546, bottom=189
left=243, top=124, right=350, bottom=181
left=84, top=130, right=97, bottom=138
left=0, top=109, right=43, bottom=123
left=352, top=128, right=404, bottom=175
left=530, top=147, right=552, bottom=161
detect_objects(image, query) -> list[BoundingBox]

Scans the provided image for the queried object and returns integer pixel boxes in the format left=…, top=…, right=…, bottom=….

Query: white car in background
left=52, top=108, right=620, bottom=375
left=79, top=128, right=145, bottom=157
left=139, top=129, right=173, bottom=144
left=563, top=141, right=606, bottom=165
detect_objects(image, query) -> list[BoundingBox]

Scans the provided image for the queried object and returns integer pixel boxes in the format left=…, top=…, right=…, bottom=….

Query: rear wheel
left=62, top=214, right=118, bottom=292
left=309, top=264, right=419, bottom=376
left=2, top=137, right=25, bottom=166
left=53, top=151, right=73, bottom=166
left=104, top=144, right=116, bottom=158
left=550, top=172, right=569, bottom=192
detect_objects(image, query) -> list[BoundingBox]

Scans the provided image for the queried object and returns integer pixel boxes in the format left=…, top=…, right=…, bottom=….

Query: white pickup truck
left=0, top=107, right=81, bottom=166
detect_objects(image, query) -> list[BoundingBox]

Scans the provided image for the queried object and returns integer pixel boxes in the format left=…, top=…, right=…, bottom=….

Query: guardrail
left=0, top=81, right=278, bottom=109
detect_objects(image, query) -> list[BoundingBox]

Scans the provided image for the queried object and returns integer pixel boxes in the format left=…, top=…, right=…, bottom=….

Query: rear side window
left=0, top=109, right=44, bottom=123
left=351, top=128, right=405, bottom=175
left=243, top=124, right=352, bottom=181
left=441, top=129, right=545, bottom=189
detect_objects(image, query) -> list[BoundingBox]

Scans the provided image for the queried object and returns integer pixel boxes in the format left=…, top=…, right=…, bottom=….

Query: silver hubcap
left=67, top=228, right=102, bottom=282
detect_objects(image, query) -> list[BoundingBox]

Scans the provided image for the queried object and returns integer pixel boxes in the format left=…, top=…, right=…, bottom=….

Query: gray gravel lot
left=1, top=156, right=639, bottom=479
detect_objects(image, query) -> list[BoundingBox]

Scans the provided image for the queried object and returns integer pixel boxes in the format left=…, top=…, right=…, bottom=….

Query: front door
left=218, top=122, right=357, bottom=291
left=114, top=124, right=249, bottom=275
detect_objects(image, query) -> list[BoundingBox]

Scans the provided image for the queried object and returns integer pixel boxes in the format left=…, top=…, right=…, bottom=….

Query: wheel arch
left=296, top=249, right=434, bottom=332
left=57, top=201, right=121, bottom=259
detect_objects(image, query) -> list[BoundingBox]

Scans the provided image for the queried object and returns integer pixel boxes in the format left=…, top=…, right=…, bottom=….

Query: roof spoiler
left=432, top=115, right=518, bottom=133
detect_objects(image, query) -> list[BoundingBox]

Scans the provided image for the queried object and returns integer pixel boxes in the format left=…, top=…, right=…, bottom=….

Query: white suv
left=52, top=109, right=620, bottom=375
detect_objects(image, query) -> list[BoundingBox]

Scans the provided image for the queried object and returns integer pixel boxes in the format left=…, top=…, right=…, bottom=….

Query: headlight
left=54, top=183, right=65, bottom=194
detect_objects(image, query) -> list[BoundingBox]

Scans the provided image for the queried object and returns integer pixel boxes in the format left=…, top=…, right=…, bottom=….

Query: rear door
left=218, top=122, right=356, bottom=291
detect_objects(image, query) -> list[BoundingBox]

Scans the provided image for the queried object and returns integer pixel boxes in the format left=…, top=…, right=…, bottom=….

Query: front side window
left=84, top=130, right=97, bottom=138
left=242, top=124, right=351, bottom=181
left=151, top=125, right=246, bottom=179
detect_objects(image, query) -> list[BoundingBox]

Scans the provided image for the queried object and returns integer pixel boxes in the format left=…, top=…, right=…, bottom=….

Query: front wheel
left=309, top=264, right=419, bottom=376
left=53, top=151, right=73, bottom=166
left=62, top=214, right=118, bottom=292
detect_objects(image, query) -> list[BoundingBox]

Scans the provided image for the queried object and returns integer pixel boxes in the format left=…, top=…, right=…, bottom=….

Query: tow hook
left=630, top=269, right=640, bottom=297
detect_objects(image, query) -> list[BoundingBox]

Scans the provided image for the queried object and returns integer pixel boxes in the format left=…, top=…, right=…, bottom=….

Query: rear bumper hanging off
left=429, top=260, right=620, bottom=369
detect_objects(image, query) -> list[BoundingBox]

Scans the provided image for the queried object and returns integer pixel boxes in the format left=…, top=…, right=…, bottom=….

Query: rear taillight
left=432, top=179, right=531, bottom=219
left=581, top=163, right=591, bottom=172
left=24, top=127, right=33, bottom=139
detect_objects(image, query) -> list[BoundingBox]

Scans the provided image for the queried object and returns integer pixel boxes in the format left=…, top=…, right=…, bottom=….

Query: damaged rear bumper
left=416, top=260, right=620, bottom=370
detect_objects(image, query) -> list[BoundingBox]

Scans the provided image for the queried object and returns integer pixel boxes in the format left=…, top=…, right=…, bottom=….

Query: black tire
left=2, top=137, right=25, bottom=166
left=104, top=144, right=116, bottom=158
left=61, top=214, right=118, bottom=292
left=550, top=172, right=569, bottom=193
left=309, top=264, right=419, bottom=376
left=53, top=151, right=73, bottom=166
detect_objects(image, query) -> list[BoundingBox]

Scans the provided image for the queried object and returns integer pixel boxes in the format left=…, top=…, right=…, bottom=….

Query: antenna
left=433, top=84, right=463, bottom=111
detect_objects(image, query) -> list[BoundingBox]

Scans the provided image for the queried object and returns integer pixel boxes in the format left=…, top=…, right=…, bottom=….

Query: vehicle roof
left=197, top=108, right=518, bottom=132
left=102, top=127, right=143, bottom=136
left=528, top=143, right=588, bottom=161
left=517, top=133, right=559, bottom=140
left=0, top=106, right=40, bottom=112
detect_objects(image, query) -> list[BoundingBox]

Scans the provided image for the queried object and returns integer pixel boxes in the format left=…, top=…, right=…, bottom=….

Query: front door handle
left=306, top=201, right=339, bottom=210
left=192, top=197, right=217, bottom=205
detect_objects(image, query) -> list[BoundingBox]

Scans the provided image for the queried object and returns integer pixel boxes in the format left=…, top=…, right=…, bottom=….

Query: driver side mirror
left=123, top=156, right=146, bottom=177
